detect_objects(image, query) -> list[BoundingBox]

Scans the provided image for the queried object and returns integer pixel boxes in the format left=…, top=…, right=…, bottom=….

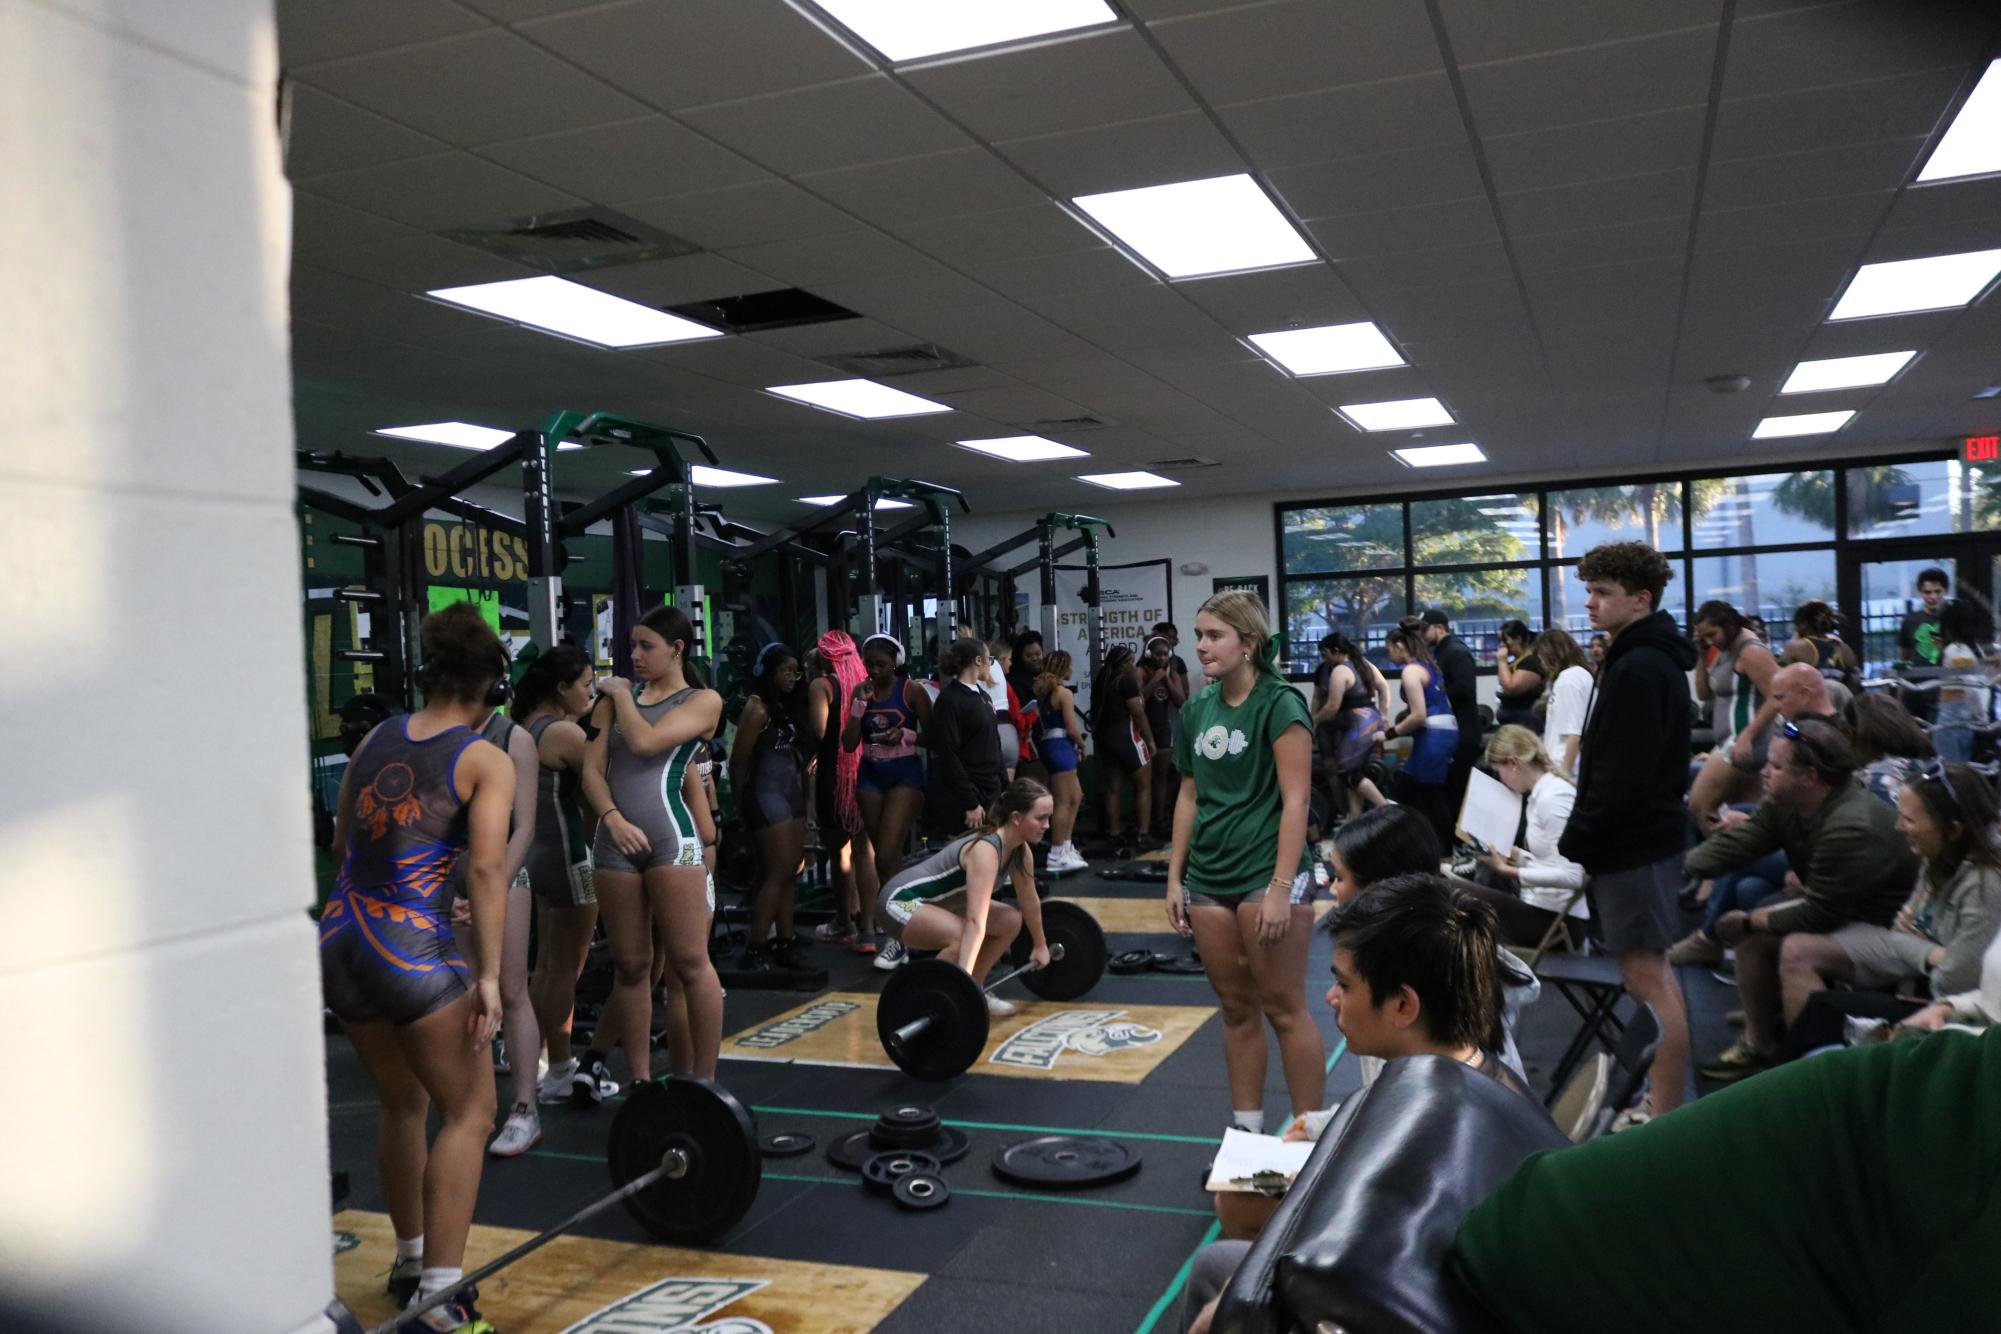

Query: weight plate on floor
left=892, top=1173, right=951, bottom=1211
left=878, top=958, right=990, bottom=1081
left=830, top=1124, right=971, bottom=1170
left=1109, top=948, right=1155, bottom=976
left=862, top=1149, right=942, bottom=1196
left=1007, top=899, right=1108, bottom=1001
left=1149, top=951, right=1205, bottom=974
left=991, top=1136, right=1141, bottom=1191
left=759, top=1131, right=816, bottom=1158
left=607, top=1076, right=761, bottom=1244
left=872, top=1105, right=942, bottom=1145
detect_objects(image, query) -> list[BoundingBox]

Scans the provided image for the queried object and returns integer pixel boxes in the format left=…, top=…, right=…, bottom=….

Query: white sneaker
left=487, top=1104, right=541, bottom=1158
left=873, top=939, right=908, bottom=971
left=985, top=995, right=1019, bottom=1019
left=537, top=1058, right=578, bottom=1105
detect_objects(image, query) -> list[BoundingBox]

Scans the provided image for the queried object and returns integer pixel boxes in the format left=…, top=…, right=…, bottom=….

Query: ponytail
left=979, top=777, right=1051, bottom=881
left=511, top=644, right=593, bottom=720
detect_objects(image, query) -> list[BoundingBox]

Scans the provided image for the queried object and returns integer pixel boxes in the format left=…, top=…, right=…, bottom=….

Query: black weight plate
left=759, top=1131, right=815, bottom=1158
left=608, top=1076, right=761, bottom=1244
left=893, top=1173, right=951, bottom=1211
left=831, top=1124, right=971, bottom=1171
left=861, top=1150, right=942, bottom=1196
left=872, top=1105, right=941, bottom=1145
left=991, top=1136, right=1142, bottom=1191
left=877, top=957, right=989, bottom=1081
left=1009, top=899, right=1107, bottom=1001
left=1109, top=948, right=1155, bottom=976
left=1149, top=951, right=1205, bottom=974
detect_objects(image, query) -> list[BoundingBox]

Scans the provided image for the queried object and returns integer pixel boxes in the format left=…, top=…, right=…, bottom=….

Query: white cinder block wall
left=0, top=3, right=335, bottom=1332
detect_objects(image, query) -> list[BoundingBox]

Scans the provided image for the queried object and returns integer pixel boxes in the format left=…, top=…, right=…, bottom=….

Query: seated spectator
left=1689, top=600, right=1781, bottom=834
left=1899, top=922, right=2001, bottom=1033
left=1780, top=599, right=1860, bottom=700
left=1192, top=874, right=1527, bottom=1325
left=1324, top=805, right=1538, bottom=1088
left=1462, top=724, right=1588, bottom=949
left=1841, top=690, right=1934, bottom=807
left=1533, top=627, right=1594, bottom=775
left=1687, top=718, right=1919, bottom=1082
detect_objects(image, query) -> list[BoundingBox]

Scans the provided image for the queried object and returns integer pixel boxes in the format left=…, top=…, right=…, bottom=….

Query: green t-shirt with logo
left=1173, top=670, right=1313, bottom=898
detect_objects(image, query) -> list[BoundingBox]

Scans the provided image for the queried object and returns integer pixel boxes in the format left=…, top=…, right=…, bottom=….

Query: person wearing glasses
left=1684, top=717, right=1918, bottom=1083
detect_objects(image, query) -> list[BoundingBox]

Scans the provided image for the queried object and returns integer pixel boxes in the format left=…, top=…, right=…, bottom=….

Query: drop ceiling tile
left=931, top=384, right=1098, bottom=425
left=1710, top=66, right=1968, bottom=158
left=457, top=0, right=601, bottom=18
left=678, top=76, right=971, bottom=175
left=1878, top=175, right=2001, bottom=232
left=1458, top=28, right=1716, bottom=138
left=745, top=317, right=915, bottom=357
left=900, top=27, right=1197, bottom=142
left=278, top=0, right=486, bottom=66
left=718, top=229, right=963, bottom=301
left=1271, top=142, right=1486, bottom=219
left=1511, top=216, right=1690, bottom=273
left=967, top=247, right=1161, bottom=303
left=619, top=179, right=860, bottom=250
left=994, top=112, right=1245, bottom=197
left=1694, top=189, right=1892, bottom=252
left=1308, top=197, right=1500, bottom=258
left=1437, top=0, right=1722, bottom=64
left=284, top=85, right=448, bottom=178
left=300, top=151, right=584, bottom=230
left=577, top=253, right=779, bottom=307
left=477, top=116, right=769, bottom=201
left=632, top=337, right=828, bottom=388
left=1482, top=106, right=1706, bottom=194
left=1148, top=0, right=1442, bottom=105
left=520, top=0, right=869, bottom=112
left=1497, top=168, right=1694, bottom=237
left=1030, top=284, right=1237, bottom=354
left=1722, top=1, right=1987, bottom=100
left=1126, top=0, right=1273, bottom=18
left=1216, top=73, right=1470, bottom=172
left=290, top=192, right=421, bottom=253
left=303, top=28, right=649, bottom=146
left=1704, top=137, right=1926, bottom=211
left=1175, top=264, right=1372, bottom=333
left=892, top=204, right=1106, bottom=268
left=889, top=303, right=1106, bottom=368
left=303, top=232, right=531, bottom=290
left=1338, top=241, right=1517, bottom=292
left=1367, top=279, right=1535, bottom=341
left=1525, top=256, right=1686, bottom=331
left=797, top=149, right=1045, bottom=230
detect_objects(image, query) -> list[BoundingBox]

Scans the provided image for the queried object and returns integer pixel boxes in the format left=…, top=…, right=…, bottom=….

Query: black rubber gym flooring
left=324, top=862, right=1737, bottom=1334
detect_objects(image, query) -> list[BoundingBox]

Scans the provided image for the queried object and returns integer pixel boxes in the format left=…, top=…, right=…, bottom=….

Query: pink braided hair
left=817, top=629, right=867, bottom=835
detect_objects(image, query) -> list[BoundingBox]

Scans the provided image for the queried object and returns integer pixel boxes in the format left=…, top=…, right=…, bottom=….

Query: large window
left=1276, top=454, right=1996, bottom=680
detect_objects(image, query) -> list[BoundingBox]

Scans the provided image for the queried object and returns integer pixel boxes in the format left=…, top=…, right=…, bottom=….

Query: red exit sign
left=1968, top=435, right=2000, bottom=463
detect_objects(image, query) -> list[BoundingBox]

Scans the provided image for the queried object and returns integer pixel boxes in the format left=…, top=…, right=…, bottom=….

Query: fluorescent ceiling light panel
left=374, top=422, right=513, bottom=450
left=1071, top=174, right=1315, bottom=280
left=810, top=0, right=1116, bottom=62
left=1076, top=471, right=1180, bottom=490
left=1393, top=443, right=1486, bottom=468
left=1827, top=249, right=2001, bottom=320
left=1338, top=396, right=1455, bottom=432
left=690, top=465, right=776, bottom=487
left=1918, top=59, right=2001, bottom=183
left=1779, top=351, right=1916, bottom=394
left=1247, top=321, right=1404, bottom=376
left=1752, top=410, right=1856, bottom=439
left=765, top=379, right=952, bottom=419
left=425, top=275, right=724, bottom=348
left=797, top=495, right=914, bottom=510
left=954, top=435, right=1088, bottom=462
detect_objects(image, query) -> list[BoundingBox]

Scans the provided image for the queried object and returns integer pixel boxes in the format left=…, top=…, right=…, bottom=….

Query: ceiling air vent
left=1141, top=456, right=1220, bottom=472
left=817, top=343, right=977, bottom=377
left=666, top=289, right=859, bottom=334
left=1025, top=415, right=1111, bottom=432
left=444, top=208, right=701, bottom=275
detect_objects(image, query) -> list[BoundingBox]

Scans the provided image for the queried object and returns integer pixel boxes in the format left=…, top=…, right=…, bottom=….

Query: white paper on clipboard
left=1457, top=767, right=1524, bottom=854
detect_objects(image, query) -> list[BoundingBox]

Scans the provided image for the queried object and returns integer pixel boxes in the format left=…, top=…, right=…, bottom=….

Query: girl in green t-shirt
left=1167, top=591, right=1326, bottom=1132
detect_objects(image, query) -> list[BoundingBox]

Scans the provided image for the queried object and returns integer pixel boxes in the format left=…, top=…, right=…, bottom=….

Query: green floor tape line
left=1325, top=1036, right=1348, bottom=1073
left=749, top=1104, right=1219, bottom=1145
left=1134, top=1220, right=1223, bottom=1334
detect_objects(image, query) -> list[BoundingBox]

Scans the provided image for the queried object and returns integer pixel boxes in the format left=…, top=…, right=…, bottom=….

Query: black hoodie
left=1558, top=609, right=1698, bottom=874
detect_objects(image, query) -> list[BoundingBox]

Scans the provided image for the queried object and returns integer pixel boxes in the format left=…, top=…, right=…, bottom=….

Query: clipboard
left=1457, top=766, right=1524, bottom=855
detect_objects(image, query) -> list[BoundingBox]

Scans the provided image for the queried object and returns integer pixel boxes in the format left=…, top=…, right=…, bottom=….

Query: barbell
left=364, top=1076, right=760, bottom=1334
left=876, top=899, right=1108, bottom=1081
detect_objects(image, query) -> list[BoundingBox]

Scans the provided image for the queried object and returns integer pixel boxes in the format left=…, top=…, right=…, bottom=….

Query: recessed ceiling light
left=1779, top=351, right=1917, bottom=394
left=626, top=466, right=777, bottom=486
left=1071, top=174, right=1316, bottom=280
left=1827, top=249, right=2001, bottom=320
left=1918, top=59, right=2001, bottom=183
left=1752, top=410, right=1856, bottom=439
left=954, top=435, right=1089, bottom=462
left=1338, top=397, right=1455, bottom=432
left=1393, top=443, right=1486, bottom=468
left=797, top=494, right=915, bottom=510
left=808, top=0, right=1117, bottom=62
left=1246, top=321, right=1405, bottom=376
left=765, top=379, right=952, bottom=420
left=375, top=422, right=514, bottom=450
left=1076, top=471, right=1180, bottom=490
left=425, top=275, right=725, bottom=348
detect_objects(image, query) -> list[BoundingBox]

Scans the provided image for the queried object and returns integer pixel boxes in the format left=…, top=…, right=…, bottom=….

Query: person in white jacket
left=1468, top=724, right=1590, bottom=948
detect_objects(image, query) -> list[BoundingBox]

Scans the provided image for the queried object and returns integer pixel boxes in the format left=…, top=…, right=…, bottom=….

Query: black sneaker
left=572, top=1053, right=618, bottom=1106
left=736, top=943, right=775, bottom=973
left=386, top=1255, right=422, bottom=1305
left=770, top=936, right=812, bottom=971
left=398, top=1286, right=496, bottom=1333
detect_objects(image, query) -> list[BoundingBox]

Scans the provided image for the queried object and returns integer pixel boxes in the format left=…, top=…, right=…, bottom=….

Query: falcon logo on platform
left=559, top=1277, right=771, bottom=1334
left=733, top=1000, right=860, bottom=1049
left=990, top=1009, right=1163, bottom=1069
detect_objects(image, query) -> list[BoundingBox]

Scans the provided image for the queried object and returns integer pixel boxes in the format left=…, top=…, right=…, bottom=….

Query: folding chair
left=1521, top=880, right=1631, bottom=1108
left=1585, top=1002, right=1664, bottom=1138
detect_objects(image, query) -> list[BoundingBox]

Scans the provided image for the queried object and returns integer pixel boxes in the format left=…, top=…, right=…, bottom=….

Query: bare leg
left=1237, top=901, right=1325, bottom=1115
left=1619, top=949, right=1691, bottom=1112
left=656, top=961, right=691, bottom=1077
left=651, top=864, right=722, bottom=1079
left=972, top=901, right=1023, bottom=981
left=394, top=994, right=498, bottom=1271
left=530, top=899, right=597, bottom=1068
left=498, top=880, right=541, bottom=1108
left=876, top=786, right=924, bottom=879
left=850, top=830, right=880, bottom=933
left=1189, top=903, right=1265, bottom=1117
left=1104, top=767, right=1125, bottom=838
left=1133, top=763, right=1154, bottom=838
left=343, top=1021, right=429, bottom=1244
left=1151, top=755, right=1177, bottom=830
left=1777, top=933, right=1854, bottom=1029
left=749, top=818, right=805, bottom=947
left=594, top=868, right=653, bottom=1081
left=1689, top=755, right=1759, bottom=836
left=1050, top=771, right=1083, bottom=846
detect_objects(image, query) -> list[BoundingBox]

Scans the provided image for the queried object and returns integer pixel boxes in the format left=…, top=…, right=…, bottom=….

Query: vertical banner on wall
left=1053, top=559, right=1172, bottom=714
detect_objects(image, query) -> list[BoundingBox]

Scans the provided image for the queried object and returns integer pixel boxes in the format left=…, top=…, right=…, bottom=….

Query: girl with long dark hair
left=1093, top=644, right=1157, bottom=841
left=729, top=642, right=812, bottom=972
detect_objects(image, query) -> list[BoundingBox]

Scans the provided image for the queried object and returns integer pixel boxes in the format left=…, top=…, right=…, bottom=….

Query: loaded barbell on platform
left=876, top=899, right=1108, bottom=1081
left=364, top=1076, right=760, bottom=1334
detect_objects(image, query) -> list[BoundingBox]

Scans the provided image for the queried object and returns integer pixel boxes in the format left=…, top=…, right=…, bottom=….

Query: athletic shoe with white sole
left=873, top=939, right=908, bottom=971
left=985, top=995, right=1018, bottom=1019
left=487, top=1104, right=541, bottom=1158
left=572, top=1054, right=619, bottom=1106
left=386, top=1256, right=422, bottom=1306
left=536, top=1058, right=578, bottom=1105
